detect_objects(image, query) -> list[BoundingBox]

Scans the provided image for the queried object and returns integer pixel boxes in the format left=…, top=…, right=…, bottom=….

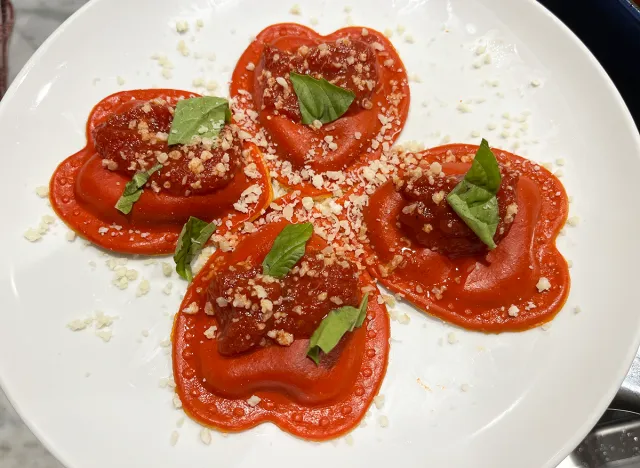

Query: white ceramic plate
left=1, top=0, right=639, bottom=467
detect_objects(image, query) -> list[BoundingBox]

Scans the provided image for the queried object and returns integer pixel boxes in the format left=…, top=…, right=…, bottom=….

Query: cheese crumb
left=508, top=305, right=519, bottom=317
left=312, top=174, right=324, bottom=189
left=95, top=329, right=113, bottom=342
left=136, top=279, right=150, bottom=297
left=182, top=301, right=199, bottom=315
left=431, top=191, right=445, bottom=205
left=373, top=394, right=385, bottom=409
left=175, top=20, right=189, bottom=33
left=289, top=4, right=301, bottom=15
left=170, top=431, right=179, bottom=446
left=456, top=102, right=472, bottom=113
left=200, top=428, right=212, bottom=445
left=378, top=415, right=389, bottom=428
left=67, top=318, right=90, bottom=331
left=172, top=393, right=182, bottom=409
left=566, top=216, right=580, bottom=227
left=504, top=203, right=518, bottom=224
left=247, top=395, right=261, bottom=407
left=302, top=197, right=314, bottom=210
left=204, top=326, right=217, bottom=339
left=35, top=186, right=49, bottom=198
left=447, top=332, right=458, bottom=344
left=536, top=277, right=551, bottom=292
left=162, top=262, right=173, bottom=277
left=24, top=228, right=42, bottom=242
left=116, top=76, right=125, bottom=86
left=177, top=40, right=190, bottom=57
left=397, top=313, right=411, bottom=325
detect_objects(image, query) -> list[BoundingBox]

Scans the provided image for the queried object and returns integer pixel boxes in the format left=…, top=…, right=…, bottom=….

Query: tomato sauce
left=363, top=144, right=570, bottom=331
left=398, top=163, right=519, bottom=257
left=93, top=100, right=241, bottom=195
left=231, top=24, right=410, bottom=196
left=49, top=89, right=272, bottom=255
left=210, top=255, right=360, bottom=356
left=173, top=220, right=389, bottom=440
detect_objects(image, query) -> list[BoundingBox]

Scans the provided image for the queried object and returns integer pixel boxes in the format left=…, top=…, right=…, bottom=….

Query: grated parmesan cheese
left=566, top=216, right=580, bottom=227
left=373, top=394, right=385, bottom=409
left=136, top=279, right=150, bottom=297
left=247, top=395, right=261, bottom=407
left=200, top=428, right=212, bottom=445
left=536, top=277, right=551, bottom=292
left=175, top=20, right=189, bottom=33
left=289, top=4, right=301, bottom=15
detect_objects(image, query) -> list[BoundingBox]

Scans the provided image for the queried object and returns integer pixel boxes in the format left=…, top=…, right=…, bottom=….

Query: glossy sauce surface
left=49, top=89, right=271, bottom=254
left=173, top=220, right=389, bottom=439
left=231, top=23, right=410, bottom=195
left=364, top=144, right=570, bottom=331
left=398, top=164, right=519, bottom=257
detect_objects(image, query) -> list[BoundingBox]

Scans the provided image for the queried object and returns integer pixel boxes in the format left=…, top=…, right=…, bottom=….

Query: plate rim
left=0, top=0, right=639, bottom=467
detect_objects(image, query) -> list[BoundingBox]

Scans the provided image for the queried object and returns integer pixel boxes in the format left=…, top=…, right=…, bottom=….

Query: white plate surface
left=0, top=0, right=639, bottom=467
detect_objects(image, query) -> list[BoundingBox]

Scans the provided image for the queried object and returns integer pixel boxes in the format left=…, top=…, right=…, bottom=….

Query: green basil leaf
left=354, top=293, right=369, bottom=329
left=115, top=163, right=163, bottom=214
left=446, top=139, right=502, bottom=249
left=289, top=72, right=355, bottom=125
left=174, top=216, right=217, bottom=281
left=463, top=139, right=502, bottom=193
left=167, top=97, right=231, bottom=146
left=307, top=294, right=370, bottom=365
left=262, top=223, right=313, bottom=278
